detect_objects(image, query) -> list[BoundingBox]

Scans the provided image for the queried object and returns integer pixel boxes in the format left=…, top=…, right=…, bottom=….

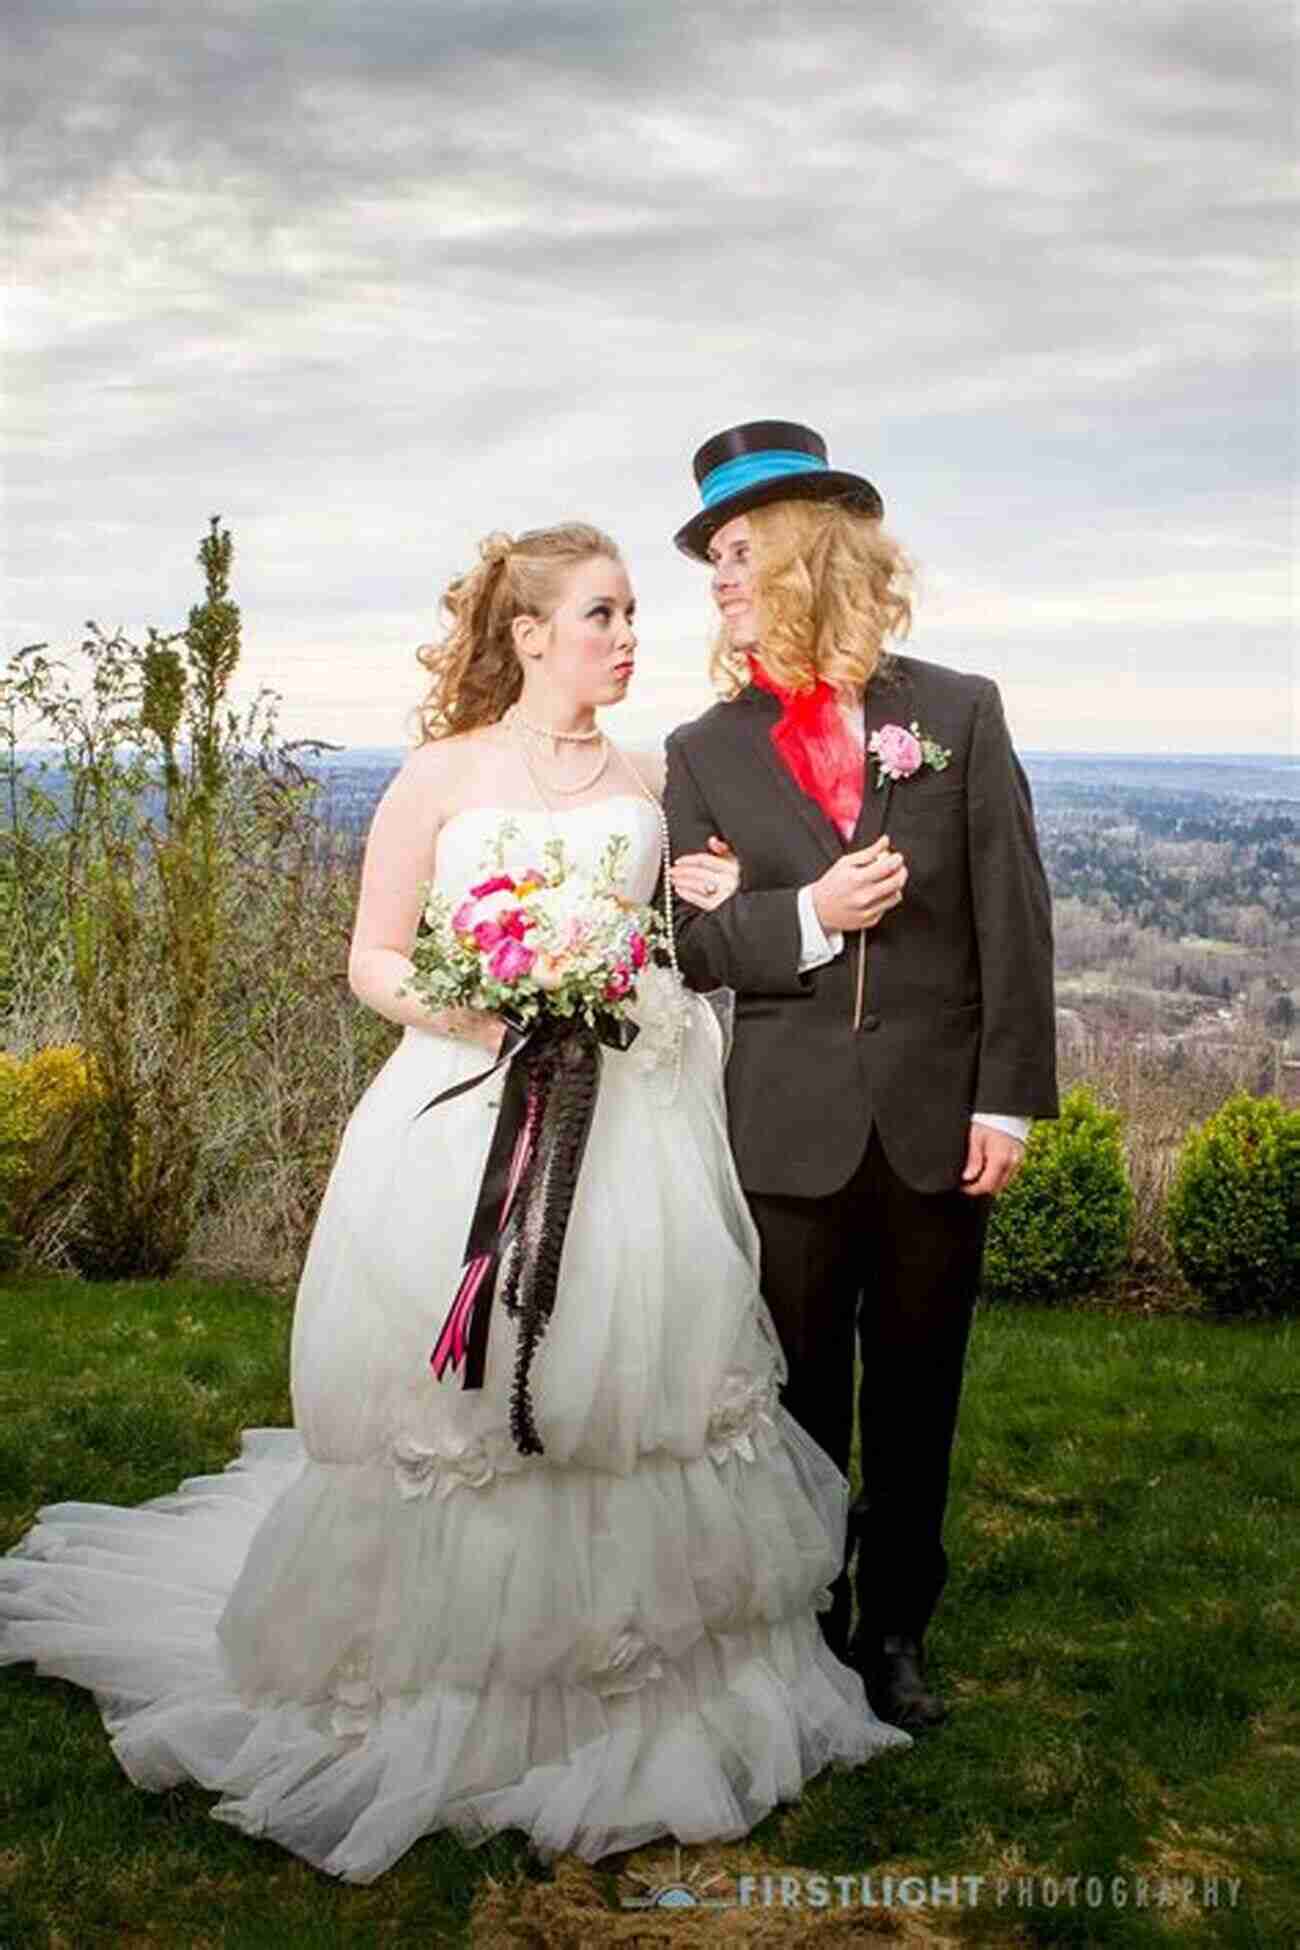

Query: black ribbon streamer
left=416, top=1009, right=638, bottom=1455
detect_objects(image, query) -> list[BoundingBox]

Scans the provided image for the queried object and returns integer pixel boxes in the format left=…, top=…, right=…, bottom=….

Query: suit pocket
left=898, top=782, right=965, bottom=819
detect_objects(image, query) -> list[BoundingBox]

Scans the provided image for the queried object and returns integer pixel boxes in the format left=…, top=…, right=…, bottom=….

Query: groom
left=663, top=419, right=1058, bottom=1732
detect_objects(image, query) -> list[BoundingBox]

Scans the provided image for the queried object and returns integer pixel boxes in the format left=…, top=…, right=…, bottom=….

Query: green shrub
left=1164, top=1092, right=1299, bottom=1317
left=982, top=1085, right=1134, bottom=1304
left=0, top=1045, right=99, bottom=1264
left=3, top=522, right=300, bottom=1277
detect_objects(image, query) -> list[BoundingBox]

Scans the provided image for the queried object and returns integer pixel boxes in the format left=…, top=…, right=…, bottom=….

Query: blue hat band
left=698, top=447, right=826, bottom=509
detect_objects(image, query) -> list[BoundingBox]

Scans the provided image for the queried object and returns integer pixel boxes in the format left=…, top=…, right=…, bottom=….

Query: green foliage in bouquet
left=1164, top=1091, right=1299, bottom=1317
left=982, top=1085, right=1134, bottom=1305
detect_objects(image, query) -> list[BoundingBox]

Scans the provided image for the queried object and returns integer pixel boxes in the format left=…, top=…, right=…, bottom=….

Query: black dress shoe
left=856, top=1635, right=948, bottom=1731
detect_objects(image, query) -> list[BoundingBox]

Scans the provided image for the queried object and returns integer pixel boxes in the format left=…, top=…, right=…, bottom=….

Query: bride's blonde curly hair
left=412, top=522, right=621, bottom=742
left=710, top=500, right=914, bottom=698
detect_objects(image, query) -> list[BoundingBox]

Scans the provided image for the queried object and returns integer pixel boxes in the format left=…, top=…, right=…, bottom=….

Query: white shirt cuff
left=972, top=1112, right=1030, bottom=1145
left=796, top=883, right=843, bottom=971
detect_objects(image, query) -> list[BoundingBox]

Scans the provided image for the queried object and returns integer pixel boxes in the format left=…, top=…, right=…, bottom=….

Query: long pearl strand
left=607, top=745, right=686, bottom=1099
left=610, top=747, right=681, bottom=992
left=510, top=718, right=685, bottom=1094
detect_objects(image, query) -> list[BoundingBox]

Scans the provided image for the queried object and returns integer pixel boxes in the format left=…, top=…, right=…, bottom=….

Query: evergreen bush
left=982, top=1085, right=1134, bottom=1304
left=1164, top=1092, right=1299, bottom=1316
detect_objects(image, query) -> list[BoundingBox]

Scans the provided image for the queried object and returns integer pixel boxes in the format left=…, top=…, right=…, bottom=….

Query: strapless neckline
left=436, top=793, right=656, bottom=844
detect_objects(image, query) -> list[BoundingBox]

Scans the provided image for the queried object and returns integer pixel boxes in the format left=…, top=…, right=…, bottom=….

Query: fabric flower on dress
left=705, top=1368, right=781, bottom=1466
left=328, top=1644, right=378, bottom=1738
left=391, top=1431, right=498, bottom=1501
left=582, top=1622, right=665, bottom=1698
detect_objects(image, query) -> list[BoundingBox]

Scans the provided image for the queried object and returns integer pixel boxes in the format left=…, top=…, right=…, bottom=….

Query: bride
left=0, top=521, right=908, bottom=1884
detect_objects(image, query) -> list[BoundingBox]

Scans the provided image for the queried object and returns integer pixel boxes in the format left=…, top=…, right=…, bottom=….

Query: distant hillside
left=10, top=747, right=1297, bottom=840
left=275, top=748, right=1300, bottom=837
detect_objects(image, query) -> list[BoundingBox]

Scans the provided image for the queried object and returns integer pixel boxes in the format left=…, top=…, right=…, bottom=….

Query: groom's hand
left=811, top=835, right=907, bottom=933
left=960, top=1122, right=1024, bottom=1197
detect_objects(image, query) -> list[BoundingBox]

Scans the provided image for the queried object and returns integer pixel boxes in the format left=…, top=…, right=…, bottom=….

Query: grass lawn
left=0, top=1275, right=1296, bottom=1948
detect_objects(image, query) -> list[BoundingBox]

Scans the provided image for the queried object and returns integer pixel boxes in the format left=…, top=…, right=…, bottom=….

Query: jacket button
left=859, top=1012, right=882, bottom=1032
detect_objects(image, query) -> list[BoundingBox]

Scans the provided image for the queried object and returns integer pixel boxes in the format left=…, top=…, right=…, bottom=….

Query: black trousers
left=745, top=1125, right=990, bottom=1658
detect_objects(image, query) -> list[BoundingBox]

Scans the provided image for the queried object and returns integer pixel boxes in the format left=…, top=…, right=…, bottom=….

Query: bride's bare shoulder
left=620, top=744, right=666, bottom=799
left=387, top=727, right=502, bottom=807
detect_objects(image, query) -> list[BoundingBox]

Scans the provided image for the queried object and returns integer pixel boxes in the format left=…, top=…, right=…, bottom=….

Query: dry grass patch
left=949, top=1672, right=1093, bottom=1725
left=1248, top=1702, right=1300, bottom=1761
left=1141, top=1824, right=1247, bottom=1929
left=468, top=1845, right=978, bottom=1948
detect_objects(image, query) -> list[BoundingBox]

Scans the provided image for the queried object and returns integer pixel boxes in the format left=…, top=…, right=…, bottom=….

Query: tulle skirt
left=1, top=982, right=909, bottom=1882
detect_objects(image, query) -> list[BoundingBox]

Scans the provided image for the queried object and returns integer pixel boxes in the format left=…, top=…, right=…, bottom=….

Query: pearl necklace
left=509, top=703, right=603, bottom=744
left=503, top=704, right=609, bottom=794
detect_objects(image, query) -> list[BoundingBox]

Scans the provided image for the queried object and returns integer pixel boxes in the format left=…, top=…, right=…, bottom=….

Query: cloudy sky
left=4, top=0, right=1294, bottom=754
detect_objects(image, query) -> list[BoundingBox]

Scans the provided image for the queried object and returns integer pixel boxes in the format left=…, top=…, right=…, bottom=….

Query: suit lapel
left=849, top=663, right=913, bottom=851
left=738, top=687, right=844, bottom=870
left=844, top=663, right=913, bottom=1028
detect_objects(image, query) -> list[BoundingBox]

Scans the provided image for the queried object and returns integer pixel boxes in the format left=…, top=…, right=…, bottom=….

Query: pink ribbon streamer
left=429, top=1102, right=540, bottom=1380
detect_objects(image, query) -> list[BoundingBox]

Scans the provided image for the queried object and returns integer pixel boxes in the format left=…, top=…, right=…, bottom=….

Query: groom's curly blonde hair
left=710, top=500, right=914, bottom=697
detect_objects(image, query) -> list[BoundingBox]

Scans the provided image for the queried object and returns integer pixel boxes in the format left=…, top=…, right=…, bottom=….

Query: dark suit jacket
left=663, top=653, right=1058, bottom=1197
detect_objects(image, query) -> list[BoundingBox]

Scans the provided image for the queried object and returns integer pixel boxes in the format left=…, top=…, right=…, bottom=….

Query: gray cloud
left=4, top=0, right=1294, bottom=749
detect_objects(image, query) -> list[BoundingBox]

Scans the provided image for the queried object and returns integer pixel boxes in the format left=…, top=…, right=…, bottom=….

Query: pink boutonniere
left=868, top=719, right=953, bottom=788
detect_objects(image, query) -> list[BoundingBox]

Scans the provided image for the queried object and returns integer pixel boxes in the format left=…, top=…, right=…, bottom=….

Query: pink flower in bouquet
left=490, top=938, right=535, bottom=982
left=498, top=907, right=531, bottom=942
left=604, top=963, right=632, bottom=1001
left=451, top=898, right=479, bottom=936
left=470, top=873, right=515, bottom=900
left=473, top=919, right=505, bottom=952
left=629, top=931, right=648, bottom=970
left=868, top=723, right=923, bottom=780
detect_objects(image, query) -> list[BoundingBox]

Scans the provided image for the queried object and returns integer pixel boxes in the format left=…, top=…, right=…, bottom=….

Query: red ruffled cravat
left=747, top=655, right=864, bottom=840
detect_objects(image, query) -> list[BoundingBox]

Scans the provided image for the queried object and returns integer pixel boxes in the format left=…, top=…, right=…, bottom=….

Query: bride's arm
left=619, top=744, right=739, bottom=910
left=347, top=747, right=504, bottom=1051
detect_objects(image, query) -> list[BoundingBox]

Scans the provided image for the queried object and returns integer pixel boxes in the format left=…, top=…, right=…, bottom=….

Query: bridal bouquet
left=401, top=823, right=663, bottom=1032
left=404, top=822, right=672, bottom=1459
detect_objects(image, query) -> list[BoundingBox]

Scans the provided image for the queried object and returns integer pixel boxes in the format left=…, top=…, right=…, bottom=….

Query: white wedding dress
left=0, top=793, right=908, bottom=1883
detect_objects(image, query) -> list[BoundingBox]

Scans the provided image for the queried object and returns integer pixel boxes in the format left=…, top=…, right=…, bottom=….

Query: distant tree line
left=1037, top=804, right=1298, bottom=946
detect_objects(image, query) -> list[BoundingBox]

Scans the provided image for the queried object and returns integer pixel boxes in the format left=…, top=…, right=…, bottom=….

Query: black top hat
left=673, top=419, right=883, bottom=561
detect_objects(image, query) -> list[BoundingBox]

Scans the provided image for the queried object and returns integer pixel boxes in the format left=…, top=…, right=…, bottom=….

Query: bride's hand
left=670, top=836, right=740, bottom=912
left=438, top=1006, right=508, bottom=1054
